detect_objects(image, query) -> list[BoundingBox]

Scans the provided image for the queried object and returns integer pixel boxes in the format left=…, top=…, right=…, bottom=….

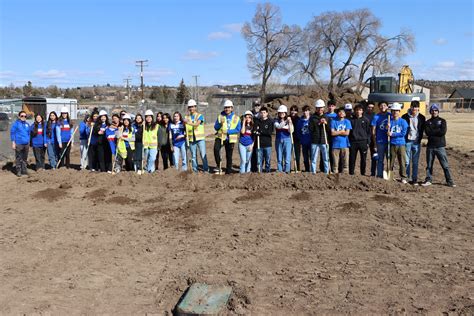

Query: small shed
left=22, top=97, right=78, bottom=119
left=448, top=89, right=474, bottom=110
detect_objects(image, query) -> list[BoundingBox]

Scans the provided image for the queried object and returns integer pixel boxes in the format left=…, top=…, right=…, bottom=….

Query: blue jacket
left=296, top=117, right=311, bottom=146
left=30, top=122, right=45, bottom=148
left=10, top=120, right=31, bottom=145
left=79, top=121, right=88, bottom=140
left=44, top=122, right=57, bottom=145
left=389, top=118, right=408, bottom=146
left=86, top=124, right=98, bottom=145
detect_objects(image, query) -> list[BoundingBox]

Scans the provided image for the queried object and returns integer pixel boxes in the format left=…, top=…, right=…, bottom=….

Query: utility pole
left=123, top=77, right=132, bottom=105
left=192, top=75, right=200, bottom=102
left=135, top=59, right=149, bottom=101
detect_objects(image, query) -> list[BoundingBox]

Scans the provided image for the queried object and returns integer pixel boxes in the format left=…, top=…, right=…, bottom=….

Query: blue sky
left=0, top=0, right=473, bottom=88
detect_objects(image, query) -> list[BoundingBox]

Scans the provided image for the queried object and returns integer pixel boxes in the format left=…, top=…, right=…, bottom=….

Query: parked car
left=0, top=112, right=10, bottom=131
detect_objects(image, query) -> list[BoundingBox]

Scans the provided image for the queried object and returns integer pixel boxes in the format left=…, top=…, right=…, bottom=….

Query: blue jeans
left=276, top=138, right=292, bottom=172
left=173, top=144, right=188, bottom=171
left=144, top=147, right=157, bottom=173
left=257, top=147, right=271, bottom=172
left=189, top=139, right=208, bottom=172
left=239, top=143, right=253, bottom=173
left=405, top=141, right=421, bottom=182
left=425, top=147, right=453, bottom=184
left=376, top=142, right=388, bottom=178
left=46, top=142, right=57, bottom=169
left=310, top=144, right=329, bottom=174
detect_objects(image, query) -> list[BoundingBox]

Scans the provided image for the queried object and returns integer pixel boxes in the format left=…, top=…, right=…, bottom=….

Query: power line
left=135, top=59, right=149, bottom=101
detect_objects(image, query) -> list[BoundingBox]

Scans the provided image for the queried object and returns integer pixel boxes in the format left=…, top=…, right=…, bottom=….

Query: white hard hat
left=315, top=99, right=325, bottom=108
left=122, top=113, right=131, bottom=120
left=222, top=99, right=234, bottom=108
left=411, top=96, right=421, bottom=101
left=60, top=106, right=69, bottom=113
left=244, top=110, right=253, bottom=117
left=277, top=105, right=288, bottom=113
left=344, top=103, right=353, bottom=110
left=144, top=109, right=153, bottom=116
left=390, top=102, right=402, bottom=111
left=187, top=99, right=197, bottom=107
left=99, top=110, right=107, bottom=116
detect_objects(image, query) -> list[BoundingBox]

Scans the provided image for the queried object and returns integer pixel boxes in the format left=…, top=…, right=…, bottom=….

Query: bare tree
left=291, top=8, right=415, bottom=96
left=242, top=2, right=301, bottom=102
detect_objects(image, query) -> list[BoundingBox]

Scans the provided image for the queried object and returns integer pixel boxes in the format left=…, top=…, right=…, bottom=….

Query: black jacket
left=402, top=112, right=425, bottom=144
left=425, top=116, right=447, bottom=148
left=290, top=114, right=300, bottom=141
left=253, top=117, right=274, bottom=148
left=349, top=116, right=371, bottom=144
left=133, top=123, right=143, bottom=144
left=308, top=114, right=331, bottom=145
left=157, top=124, right=170, bottom=147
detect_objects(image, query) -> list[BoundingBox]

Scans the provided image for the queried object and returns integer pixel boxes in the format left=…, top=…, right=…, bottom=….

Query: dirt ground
left=0, top=113, right=473, bottom=314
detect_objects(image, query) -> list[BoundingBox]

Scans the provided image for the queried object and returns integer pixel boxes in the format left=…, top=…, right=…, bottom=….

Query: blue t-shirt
left=296, top=117, right=311, bottom=146
left=239, top=124, right=254, bottom=146
left=389, top=118, right=408, bottom=146
left=326, top=112, right=337, bottom=120
left=371, top=112, right=392, bottom=144
left=169, top=121, right=186, bottom=148
left=330, top=118, right=352, bottom=149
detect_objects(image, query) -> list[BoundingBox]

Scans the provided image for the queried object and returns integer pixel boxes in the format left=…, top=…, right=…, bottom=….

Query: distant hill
left=417, top=80, right=474, bottom=95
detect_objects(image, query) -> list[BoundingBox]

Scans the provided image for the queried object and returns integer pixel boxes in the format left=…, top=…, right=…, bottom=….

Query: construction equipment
left=368, top=65, right=427, bottom=116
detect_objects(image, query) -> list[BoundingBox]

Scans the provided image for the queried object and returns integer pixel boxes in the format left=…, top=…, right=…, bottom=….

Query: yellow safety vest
left=143, top=125, right=158, bottom=149
left=216, top=113, right=240, bottom=143
left=185, top=112, right=206, bottom=142
left=117, top=127, right=135, bottom=158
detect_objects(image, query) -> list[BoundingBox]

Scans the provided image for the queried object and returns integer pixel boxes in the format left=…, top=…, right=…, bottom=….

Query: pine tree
left=176, top=78, right=190, bottom=105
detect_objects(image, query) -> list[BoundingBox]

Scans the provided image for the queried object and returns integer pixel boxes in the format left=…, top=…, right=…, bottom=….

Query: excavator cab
left=368, top=65, right=426, bottom=115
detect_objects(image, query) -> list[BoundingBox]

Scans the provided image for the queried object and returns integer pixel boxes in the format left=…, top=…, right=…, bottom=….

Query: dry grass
left=442, top=112, right=474, bottom=152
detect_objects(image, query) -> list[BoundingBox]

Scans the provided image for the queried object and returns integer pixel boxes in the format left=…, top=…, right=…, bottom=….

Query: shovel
left=289, top=124, right=298, bottom=173
left=383, top=116, right=394, bottom=181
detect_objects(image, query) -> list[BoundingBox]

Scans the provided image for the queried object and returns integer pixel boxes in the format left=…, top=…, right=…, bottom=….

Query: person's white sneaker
left=401, top=179, right=408, bottom=184
left=421, top=181, right=432, bottom=187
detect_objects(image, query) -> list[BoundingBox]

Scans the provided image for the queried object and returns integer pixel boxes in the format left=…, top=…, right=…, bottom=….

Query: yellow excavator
left=367, top=65, right=427, bottom=115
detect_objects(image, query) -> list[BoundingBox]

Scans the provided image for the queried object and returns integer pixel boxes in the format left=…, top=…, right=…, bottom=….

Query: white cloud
left=182, top=50, right=219, bottom=61
left=0, top=71, right=16, bottom=79
left=145, top=69, right=175, bottom=80
left=436, top=61, right=455, bottom=68
left=208, top=31, right=232, bottom=40
left=433, top=38, right=447, bottom=45
left=33, top=69, right=67, bottom=79
left=223, top=23, right=243, bottom=33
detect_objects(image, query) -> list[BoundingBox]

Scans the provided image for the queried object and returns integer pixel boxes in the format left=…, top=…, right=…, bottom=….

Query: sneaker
left=401, top=179, right=408, bottom=184
left=214, top=169, right=221, bottom=174
left=447, top=183, right=457, bottom=188
left=16, top=172, right=22, bottom=177
left=413, top=182, right=419, bottom=186
left=421, top=181, right=432, bottom=187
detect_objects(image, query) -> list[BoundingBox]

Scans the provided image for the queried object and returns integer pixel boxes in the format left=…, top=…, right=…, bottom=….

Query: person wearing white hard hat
left=115, top=113, right=136, bottom=172
left=184, top=99, right=209, bottom=173
left=213, top=99, right=241, bottom=174
left=330, top=107, right=352, bottom=174
left=274, top=104, right=293, bottom=173
left=93, top=110, right=112, bottom=172
left=55, top=106, right=74, bottom=168
left=309, top=99, right=331, bottom=174
left=142, top=110, right=158, bottom=173
left=371, top=102, right=391, bottom=178
left=387, top=102, right=409, bottom=183
left=238, top=111, right=254, bottom=173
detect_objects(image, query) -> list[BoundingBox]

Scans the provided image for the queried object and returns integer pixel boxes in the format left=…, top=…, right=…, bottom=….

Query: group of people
left=9, top=97, right=455, bottom=187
